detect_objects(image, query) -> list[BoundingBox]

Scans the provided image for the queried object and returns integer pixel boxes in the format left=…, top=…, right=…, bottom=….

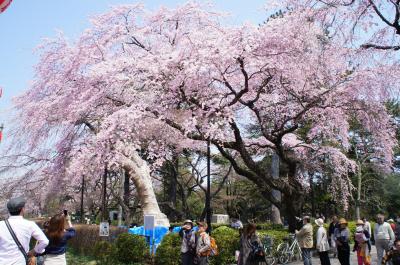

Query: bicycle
left=261, top=235, right=277, bottom=265
left=276, top=234, right=302, bottom=264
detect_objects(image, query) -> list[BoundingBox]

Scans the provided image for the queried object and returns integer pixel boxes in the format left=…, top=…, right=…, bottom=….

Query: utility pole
left=80, top=175, right=85, bottom=223
left=355, top=150, right=362, bottom=220
left=206, top=139, right=212, bottom=234
left=118, top=170, right=123, bottom=226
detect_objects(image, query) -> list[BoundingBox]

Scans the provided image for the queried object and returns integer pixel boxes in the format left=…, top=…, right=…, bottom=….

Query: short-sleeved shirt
left=0, top=216, right=49, bottom=265
left=44, top=228, right=76, bottom=255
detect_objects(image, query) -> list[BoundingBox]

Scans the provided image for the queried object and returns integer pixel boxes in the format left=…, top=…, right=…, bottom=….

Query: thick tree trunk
left=284, top=193, right=303, bottom=232
left=124, top=170, right=130, bottom=207
left=310, top=175, right=316, bottom=218
left=122, top=153, right=170, bottom=227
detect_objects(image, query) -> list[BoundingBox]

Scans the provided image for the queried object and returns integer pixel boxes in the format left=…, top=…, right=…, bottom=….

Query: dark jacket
left=45, top=228, right=76, bottom=255
left=382, top=248, right=400, bottom=265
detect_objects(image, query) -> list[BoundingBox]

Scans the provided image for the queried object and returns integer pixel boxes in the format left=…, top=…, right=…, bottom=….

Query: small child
left=353, top=220, right=371, bottom=265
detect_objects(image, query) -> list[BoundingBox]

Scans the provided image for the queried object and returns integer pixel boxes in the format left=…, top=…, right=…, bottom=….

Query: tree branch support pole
left=356, top=166, right=362, bottom=220
left=80, top=175, right=85, bottom=223
left=206, top=139, right=212, bottom=234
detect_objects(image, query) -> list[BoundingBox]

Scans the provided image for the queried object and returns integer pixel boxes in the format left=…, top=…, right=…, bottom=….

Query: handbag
left=5, top=219, right=37, bottom=265
left=249, top=240, right=265, bottom=262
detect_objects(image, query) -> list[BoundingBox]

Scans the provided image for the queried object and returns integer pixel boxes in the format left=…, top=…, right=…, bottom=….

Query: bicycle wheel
left=276, top=242, right=290, bottom=264
left=264, top=246, right=277, bottom=265
left=293, top=244, right=302, bottom=261
left=265, top=255, right=277, bottom=265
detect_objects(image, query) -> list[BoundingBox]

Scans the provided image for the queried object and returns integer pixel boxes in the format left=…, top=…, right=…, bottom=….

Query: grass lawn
left=66, top=250, right=97, bottom=265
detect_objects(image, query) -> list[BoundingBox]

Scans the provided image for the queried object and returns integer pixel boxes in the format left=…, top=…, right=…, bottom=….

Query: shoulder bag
left=5, top=219, right=36, bottom=265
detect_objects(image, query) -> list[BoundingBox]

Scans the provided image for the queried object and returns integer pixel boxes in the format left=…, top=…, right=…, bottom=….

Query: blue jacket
left=45, top=228, right=76, bottom=255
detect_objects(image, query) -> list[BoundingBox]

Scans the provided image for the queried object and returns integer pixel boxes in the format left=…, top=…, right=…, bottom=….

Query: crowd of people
left=3, top=195, right=400, bottom=265
left=0, top=197, right=76, bottom=265
left=297, top=214, right=400, bottom=265
left=179, top=214, right=400, bottom=265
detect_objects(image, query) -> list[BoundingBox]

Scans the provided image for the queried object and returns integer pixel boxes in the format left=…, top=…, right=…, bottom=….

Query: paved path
left=291, top=247, right=378, bottom=265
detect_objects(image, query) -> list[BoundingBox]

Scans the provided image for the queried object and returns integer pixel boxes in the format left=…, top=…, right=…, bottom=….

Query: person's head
left=332, top=216, right=338, bottom=223
left=197, top=222, right=208, bottom=233
left=339, top=218, right=348, bottom=229
left=315, top=218, right=324, bottom=227
left=395, top=239, right=400, bottom=250
left=377, top=214, right=385, bottom=224
left=182, top=220, right=194, bottom=230
left=244, top=223, right=257, bottom=237
left=362, top=217, right=367, bottom=222
left=303, top=216, right=310, bottom=225
left=356, top=219, right=364, bottom=227
left=388, top=219, right=395, bottom=224
left=7, top=196, right=26, bottom=216
left=45, top=213, right=66, bottom=244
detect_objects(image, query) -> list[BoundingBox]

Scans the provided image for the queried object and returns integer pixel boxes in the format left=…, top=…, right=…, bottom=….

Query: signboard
left=144, top=215, right=155, bottom=231
left=99, top=222, right=109, bottom=237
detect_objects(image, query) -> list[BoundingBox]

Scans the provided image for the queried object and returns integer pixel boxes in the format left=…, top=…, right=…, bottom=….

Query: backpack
left=200, top=235, right=219, bottom=257
left=209, top=236, right=219, bottom=256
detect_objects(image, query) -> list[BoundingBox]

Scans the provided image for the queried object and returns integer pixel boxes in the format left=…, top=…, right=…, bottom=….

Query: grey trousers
left=376, top=239, right=390, bottom=265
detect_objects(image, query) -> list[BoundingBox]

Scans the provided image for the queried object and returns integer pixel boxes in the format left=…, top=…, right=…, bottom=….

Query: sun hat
left=183, top=219, right=194, bottom=228
left=315, top=218, right=324, bottom=227
left=388, top=219, right=395, bottom=223
left=339, top=218, right=348, bottom=225
left=356, top=219, right=364, bottom=225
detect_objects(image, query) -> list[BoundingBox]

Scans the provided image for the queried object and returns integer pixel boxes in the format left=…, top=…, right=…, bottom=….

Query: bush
left=67, top=224, right=127, bottom=256
left=155, top=233, right=181, bottom=265
left=114, top=233, right=149, bottom=264
left=93, top=240, right=115, bottom=265
left=169, top=221, right=284, bottom=231
left=210, top=226, right=240, bottom=265
left=258, top=229, right=289, bottom=254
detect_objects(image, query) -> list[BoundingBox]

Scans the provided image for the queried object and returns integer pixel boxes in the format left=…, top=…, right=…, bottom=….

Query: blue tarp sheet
left=128, top=225, right=198, bottom=253
left=128, top=226, right=169, bottom=252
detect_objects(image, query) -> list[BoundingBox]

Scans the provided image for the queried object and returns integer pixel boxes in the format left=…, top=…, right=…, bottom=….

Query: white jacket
left=316, top=226, right=330, bottom=252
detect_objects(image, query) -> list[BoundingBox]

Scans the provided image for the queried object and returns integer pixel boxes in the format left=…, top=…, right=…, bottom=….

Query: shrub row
left=169, top=222, right=284, bottom=231
left=67, top=224, right=128, bottom=256
left=92, top=233, right=149, bottom=265
left=64, top=221, right=372, bottom=264
left=156, top=226, right=285, bottom=265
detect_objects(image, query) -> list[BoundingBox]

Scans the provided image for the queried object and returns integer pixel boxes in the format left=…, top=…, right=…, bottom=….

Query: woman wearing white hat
left=315, top=218, right=331, bottom=265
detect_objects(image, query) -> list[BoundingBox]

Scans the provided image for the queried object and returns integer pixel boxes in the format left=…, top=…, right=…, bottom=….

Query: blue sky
left=0, top=0, right=268, bottom=124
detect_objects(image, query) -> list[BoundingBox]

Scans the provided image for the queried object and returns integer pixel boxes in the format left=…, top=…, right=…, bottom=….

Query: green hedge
left=210, top=226, right=240, bottom=265
left=155, top=233, right=181, bottom=265
left=93, top=241, right=115, bottom=265
left=114, top=233, right=149, bottom=264
left=91, top=233, right=149, bottom=265
left=67, top=224, right=127, bottom=256
left=169, top=222, right=284, bottom=231
left=155, top=226, right=287, bottom=265
left=258, top=229, right=289, bottom=255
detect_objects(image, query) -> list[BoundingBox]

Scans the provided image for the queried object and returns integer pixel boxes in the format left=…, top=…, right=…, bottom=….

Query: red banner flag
left=0, top=0, right=12, bottom=13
